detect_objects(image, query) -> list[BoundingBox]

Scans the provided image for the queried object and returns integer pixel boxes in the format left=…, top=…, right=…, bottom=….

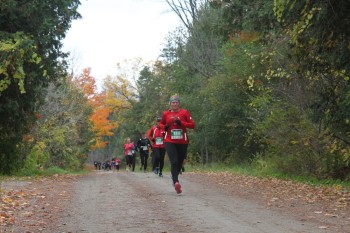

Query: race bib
left=127, top=151, right=132, bottom=155
left=171, top=129, right=183, bottom=139
left=142, top=146, right=148, bottom=151
left=155, top=137, right=163, bottom=145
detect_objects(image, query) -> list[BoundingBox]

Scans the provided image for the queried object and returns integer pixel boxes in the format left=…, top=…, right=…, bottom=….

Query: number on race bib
left=155, top=137, right=163, bottom=145
left=171, top=129, right=183, bottom=139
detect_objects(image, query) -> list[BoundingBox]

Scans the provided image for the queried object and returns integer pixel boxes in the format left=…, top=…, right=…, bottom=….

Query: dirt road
left=2, top=170, right=349, bottom=233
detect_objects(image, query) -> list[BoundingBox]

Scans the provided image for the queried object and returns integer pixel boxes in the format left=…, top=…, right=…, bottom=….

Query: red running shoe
left=175, top=182, right=182, bottom=194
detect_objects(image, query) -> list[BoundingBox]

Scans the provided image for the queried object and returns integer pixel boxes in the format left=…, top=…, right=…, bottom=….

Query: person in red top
left=115, top=158, right=122, bottom=172
left=160, top=94, right=195, bottom=194
left=123, top=138, right=134, bottom=171
left=114, top=157, right=121, bottom=171
left=148, top=117, right=166, bottom=177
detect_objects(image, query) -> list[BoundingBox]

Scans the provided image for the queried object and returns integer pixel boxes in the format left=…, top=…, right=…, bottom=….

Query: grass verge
left=184, top=163, right=350, bottom=189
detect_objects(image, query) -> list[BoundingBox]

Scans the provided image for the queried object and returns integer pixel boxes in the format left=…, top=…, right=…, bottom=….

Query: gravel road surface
left=51, top=171, right=330, bottom=233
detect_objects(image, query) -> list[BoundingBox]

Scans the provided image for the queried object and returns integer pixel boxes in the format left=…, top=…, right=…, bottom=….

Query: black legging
left=126, top=156, right=133, bottom=169
left=140, top=152, right=149, bottom=171
left=165, top=143, right=187, bottom=184
left=130, top=154, right=136, bottom=171
left=153, top=147, right=166, bottom=174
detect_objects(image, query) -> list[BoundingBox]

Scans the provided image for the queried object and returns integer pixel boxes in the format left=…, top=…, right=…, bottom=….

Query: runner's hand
left=175, top=119, right=181, bottom=125
left=164, top=124, right=169, bottom=131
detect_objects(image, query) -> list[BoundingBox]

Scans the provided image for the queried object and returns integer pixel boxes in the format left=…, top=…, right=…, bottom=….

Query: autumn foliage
left=89, top=107, right=116, bottom=150
left=73, top=68, right=116, bottom=150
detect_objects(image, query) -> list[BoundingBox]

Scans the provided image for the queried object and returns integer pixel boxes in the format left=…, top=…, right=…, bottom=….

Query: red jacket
left=115, top=158, right=121, bottom=165
left=160, top=108, right=195, bottom=144
left=123, top=142, right=134, bottom=156
left=148, top=125, right=165, bottom=148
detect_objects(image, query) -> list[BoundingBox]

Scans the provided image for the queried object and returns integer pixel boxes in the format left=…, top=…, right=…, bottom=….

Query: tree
left=72, top=68, right=116, bottom=150
left=0, top=0, right=81, bottom=174
left=245, top=0, right=350, bottom=178
left=165, top=0, right=205, bottom=31
left=23, top=77, right=94, bottom=170
left=89, top=107, right=115, bottom=150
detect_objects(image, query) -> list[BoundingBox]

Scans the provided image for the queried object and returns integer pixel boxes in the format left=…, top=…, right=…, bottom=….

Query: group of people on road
left=94, top=158, right=122, bottom=171
left=122, top=131, right=158, bottom=174
left=114, top=94, right=195, bottom=194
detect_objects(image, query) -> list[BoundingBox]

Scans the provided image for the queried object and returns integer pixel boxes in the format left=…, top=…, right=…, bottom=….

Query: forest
left=1, top=0, right=350, bottom=181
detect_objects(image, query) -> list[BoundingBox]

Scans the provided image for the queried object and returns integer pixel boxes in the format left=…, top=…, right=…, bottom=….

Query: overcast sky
left=63, top=0, right=180, bottom=86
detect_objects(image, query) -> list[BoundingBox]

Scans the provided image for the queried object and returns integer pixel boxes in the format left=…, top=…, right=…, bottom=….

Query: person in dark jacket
left=137, top=132, right=152, bottom=172
left=130, top=140, right=137, bottom=172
